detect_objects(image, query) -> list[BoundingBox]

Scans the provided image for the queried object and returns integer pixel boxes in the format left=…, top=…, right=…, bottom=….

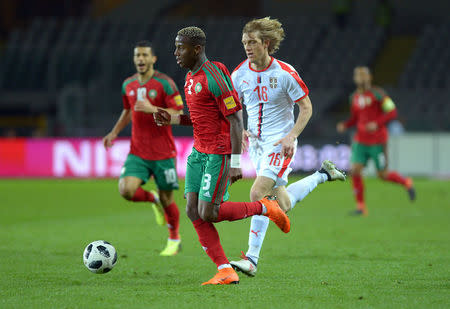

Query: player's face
left=174, top=35, right=197, bottom=70
left=242, top=31, right=268, bottom=63
left=133, top=47, right=156, bottom=75
left=353, top=67, right=372, bottom=88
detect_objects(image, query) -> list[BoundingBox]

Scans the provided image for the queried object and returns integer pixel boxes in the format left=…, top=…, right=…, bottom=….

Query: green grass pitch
left=1, top=177, right=449, bottom=308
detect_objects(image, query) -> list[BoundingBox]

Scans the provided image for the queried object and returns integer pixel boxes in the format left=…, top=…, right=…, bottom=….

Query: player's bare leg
left=350, top=163, right=367, bottom=216
left=158, top=190, right=181, bottom=256
left=118, top=176, right=165, bottom=225
left=377, top=169, right=416, bottom=201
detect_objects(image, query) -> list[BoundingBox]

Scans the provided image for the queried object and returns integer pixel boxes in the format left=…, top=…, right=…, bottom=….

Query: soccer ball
left=83, top=240, right=117, bottom=274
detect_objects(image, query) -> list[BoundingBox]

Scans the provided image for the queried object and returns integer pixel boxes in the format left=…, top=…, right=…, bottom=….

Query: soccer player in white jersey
left=230, top=17, right=346, bottom=277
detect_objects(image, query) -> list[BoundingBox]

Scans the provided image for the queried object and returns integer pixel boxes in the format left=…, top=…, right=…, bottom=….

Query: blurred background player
left=155, top=26, right=290, bottom=285
left=229, top=17, right=346, bottom=277
left=337, top=66, right=416, bottom=216
left=103, top=41, right=184, bottom=256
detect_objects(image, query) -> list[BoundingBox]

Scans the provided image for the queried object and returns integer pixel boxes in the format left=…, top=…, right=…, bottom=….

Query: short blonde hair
left=243, top=17, right=285, bottom=55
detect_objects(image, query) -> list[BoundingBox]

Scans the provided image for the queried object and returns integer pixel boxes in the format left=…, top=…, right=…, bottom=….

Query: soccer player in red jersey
left=154, top=26, right=290, bottom=285
left=337, top=66, right=416, bottom=215
left=103, top=41, right=184, bottom=255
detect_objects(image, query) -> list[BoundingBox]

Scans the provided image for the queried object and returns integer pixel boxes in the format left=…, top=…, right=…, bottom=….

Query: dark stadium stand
left=0, top=15, right=448, bottom=136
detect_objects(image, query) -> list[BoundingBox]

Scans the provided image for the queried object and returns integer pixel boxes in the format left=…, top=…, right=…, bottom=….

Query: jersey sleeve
left=121, top=82, right=130, bottom=109
left=283, top=70, right=309, bottom=103
left=205, top=62, right=242, bottom=117
left=231, top=70, right=243, bottom=102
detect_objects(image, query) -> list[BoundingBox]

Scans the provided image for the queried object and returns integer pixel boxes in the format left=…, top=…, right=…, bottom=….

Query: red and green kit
left=344, top=86, right=397, bottom=145
left=122, top=71, right=184, bottom=160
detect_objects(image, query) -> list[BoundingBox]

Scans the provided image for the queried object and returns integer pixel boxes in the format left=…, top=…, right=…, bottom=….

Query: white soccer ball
left=83, top=240, right=117, bottom=274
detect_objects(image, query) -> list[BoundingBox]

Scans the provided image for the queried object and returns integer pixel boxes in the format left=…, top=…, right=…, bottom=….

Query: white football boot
left=230, top=252, right=258, bottom=277
left=319, top=160, right=346, bottom=181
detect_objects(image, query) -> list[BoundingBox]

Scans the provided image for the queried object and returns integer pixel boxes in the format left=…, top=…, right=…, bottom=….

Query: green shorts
left=120, top=154, right=179, bottom=191
left=351, top=142, right=387, bottom=171
left=185, top=148, right=230, bottom=203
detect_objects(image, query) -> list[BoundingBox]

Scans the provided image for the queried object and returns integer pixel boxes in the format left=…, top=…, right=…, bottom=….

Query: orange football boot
left=201, top=268, right=240, bottom=285
left=260, top=195, right=290, bottom=233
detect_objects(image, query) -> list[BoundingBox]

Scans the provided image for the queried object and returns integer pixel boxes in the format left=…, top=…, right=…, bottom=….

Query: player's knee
left=198, top=204, right=217, bottom=222
left=119, top=184, right=136, bottom=200
left=185, top=205, right=196, bottom=221
left=250, top=188, right=265, bottom=202
left=159, top=192, right=173, bottom=207
left=377, top=170, right=387, bottom=179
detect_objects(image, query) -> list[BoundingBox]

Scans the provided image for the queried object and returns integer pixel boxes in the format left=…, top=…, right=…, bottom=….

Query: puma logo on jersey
left=129, top=90, right=135, bottom=96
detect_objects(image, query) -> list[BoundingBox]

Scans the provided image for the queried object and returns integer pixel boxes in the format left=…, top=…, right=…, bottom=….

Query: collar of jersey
left=190, top=60, right=208, bottom=76
left=248, top=57, right=274, bottom=72
left=137, top=70, right=158, bottom=85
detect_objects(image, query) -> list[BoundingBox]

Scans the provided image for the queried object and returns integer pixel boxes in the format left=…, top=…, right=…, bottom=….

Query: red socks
left=131, top=187, right=156, bottom=203
left=192, top=219, right=229, bottom=267
left=163, top=202, right=180, bottom=240
left=352, top=174, right=365, bottom=206
left=215, top=201, right=263, bottom=222
left=385, top=171, right=408, bottom=187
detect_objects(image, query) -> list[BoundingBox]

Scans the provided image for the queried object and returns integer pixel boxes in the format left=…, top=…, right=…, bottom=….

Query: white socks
left=246, top=215, right=270, bottom=265
left=245, top=171, right=328, bottom=264
left=287, top=171, right=328, bottom=209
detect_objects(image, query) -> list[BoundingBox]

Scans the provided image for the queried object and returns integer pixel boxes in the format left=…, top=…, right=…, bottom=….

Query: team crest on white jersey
left=269, top=77, right=278, bottom=89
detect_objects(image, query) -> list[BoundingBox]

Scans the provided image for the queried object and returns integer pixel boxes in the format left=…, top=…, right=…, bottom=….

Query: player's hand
left=134, top=98, right=157, bottom=113
left=103, top=132, right=117, bottom=149
left=229, top=167, right=243, bottom=184
left=154, top=108, right=172, bottom=126
left=242, top=130, right=250, bottom=153
left=273, top=133, right=296, bottom=158
left=337, top=122, right=346, bottom=133
left=366, top=121, right=378, bottom=132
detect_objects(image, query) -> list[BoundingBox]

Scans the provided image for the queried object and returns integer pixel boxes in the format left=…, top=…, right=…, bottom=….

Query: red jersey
left=184, top=60, right=242, bottom=154
left=344, top=87, right=397, bottom=145
left=122, top=71, right=183, bottom=160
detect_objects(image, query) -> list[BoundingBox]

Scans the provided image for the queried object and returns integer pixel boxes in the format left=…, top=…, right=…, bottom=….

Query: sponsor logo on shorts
left=224, top=96, right=237, bottom=109
left=203, top=191, right=211, bottom=198
left=121, top=167, right=126, bottom=175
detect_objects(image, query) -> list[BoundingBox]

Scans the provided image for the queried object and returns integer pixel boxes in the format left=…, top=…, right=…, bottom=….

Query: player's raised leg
left=374, top=146, right=416, bottom=201
left=119, top=154, right=165, bottom=225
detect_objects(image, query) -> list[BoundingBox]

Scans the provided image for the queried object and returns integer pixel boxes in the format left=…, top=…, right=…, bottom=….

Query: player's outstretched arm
left=227, top=111, right=243, bottom=184
left=103, top=109, right=131, bottom=149
left=154, top=109, right=192, bottom=126
left=274, top=95, right=312, bottom=158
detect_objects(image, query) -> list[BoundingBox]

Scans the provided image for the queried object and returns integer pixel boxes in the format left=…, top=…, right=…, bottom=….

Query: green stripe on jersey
left=207, top=62, right=233, bottom=92
left=203, top=64, right=232, bottom=98
left=153, top=76, right=176, bottom=96
left=122, top=77, right=137, bottom=95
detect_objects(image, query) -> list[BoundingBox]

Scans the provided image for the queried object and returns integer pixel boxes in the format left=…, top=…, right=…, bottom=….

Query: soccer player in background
left=103, top=41, right=183, bottom=256
left=337, top=66, right=416, bottom=216
left=154, top=26, right=290, bottom=285
left=229, top=17, right=346, bottom=277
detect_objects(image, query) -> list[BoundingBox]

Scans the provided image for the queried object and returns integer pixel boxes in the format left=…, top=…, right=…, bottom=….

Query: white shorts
left=248, top=136, right=297, bottom=188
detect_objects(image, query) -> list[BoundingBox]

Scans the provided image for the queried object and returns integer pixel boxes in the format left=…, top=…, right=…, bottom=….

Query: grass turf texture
left=0, top=178, right=449, bottom=308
